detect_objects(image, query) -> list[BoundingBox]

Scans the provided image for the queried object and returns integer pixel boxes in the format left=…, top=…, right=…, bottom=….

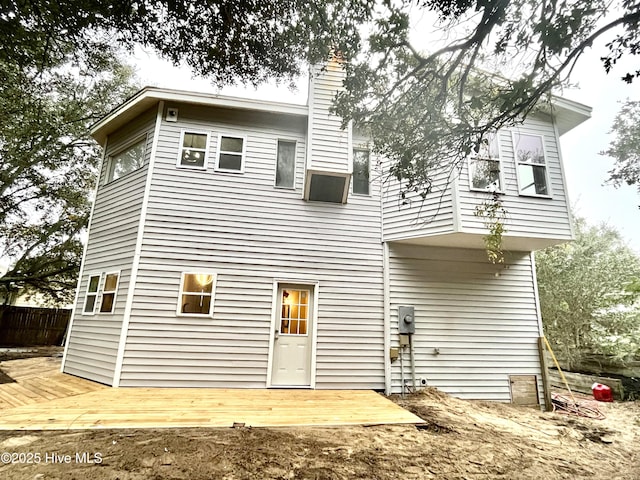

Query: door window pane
left=280, top=289, right=310, bottom=335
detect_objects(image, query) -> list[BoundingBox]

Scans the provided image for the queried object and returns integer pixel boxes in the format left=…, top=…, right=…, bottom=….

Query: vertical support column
left=538, top=337, right=553, bottom=411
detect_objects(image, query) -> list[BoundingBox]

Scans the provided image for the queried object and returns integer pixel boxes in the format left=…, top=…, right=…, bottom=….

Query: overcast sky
left=131, top=25, right=640, bottom=253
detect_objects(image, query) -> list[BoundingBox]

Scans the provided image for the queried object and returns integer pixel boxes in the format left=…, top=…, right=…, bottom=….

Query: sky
left=130, top=19, right=640, bottom=253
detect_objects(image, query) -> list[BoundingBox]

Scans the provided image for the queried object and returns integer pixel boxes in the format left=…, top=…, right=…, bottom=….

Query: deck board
left=0, top=358, right=423, bottom=430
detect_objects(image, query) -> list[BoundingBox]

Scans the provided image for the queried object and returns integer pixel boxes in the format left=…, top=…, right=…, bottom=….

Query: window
left=216, top=135, right=245, bottom=172
left=99, top=272, right=120, bottom=313
left=83, top=274, right=101, bottom=314
left=469, top=134, right=501, bottom=191
left=178, top=131, right=209, bottom=169
left=108, top=138, right=146, bottom=182
left=280, top=289, right=310, bottom=335
left=306, top=173, right=349, bottom=203
left=178, top=273, right=216, bottom=316
left=513, top=133, right=550, bottom=196
left=276, top=140, right=296, bottom=188
left=352, top=149, right=370, bottom=195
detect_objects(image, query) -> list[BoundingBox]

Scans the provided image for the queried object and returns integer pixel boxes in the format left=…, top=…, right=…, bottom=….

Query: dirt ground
left=0, top=385, right=637, bottom=480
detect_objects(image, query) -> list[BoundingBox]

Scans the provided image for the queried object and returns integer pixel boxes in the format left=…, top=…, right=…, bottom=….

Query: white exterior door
left=271, top=285, right=313, bottom=386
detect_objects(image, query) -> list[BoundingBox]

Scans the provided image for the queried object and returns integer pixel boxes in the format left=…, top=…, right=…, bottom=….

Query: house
left=61, top=59, right=590, bottom=405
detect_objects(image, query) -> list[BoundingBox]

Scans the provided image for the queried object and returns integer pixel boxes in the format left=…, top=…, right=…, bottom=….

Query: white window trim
left=98, top=270, right=121, bottom=314
left=176, top=272, right=217, bottom=318
left=274, top=138, right=297, bottom=190
left=82, top=273, right=102, bottom=316
left=106, top=134, right=149, bottom=184
left=215, top=133, right=247, bottom=173
left=351, top=148, right=372, bottom=196
left=512, top=131, right=553, bottom=198
left=468, top=133, right=504, bottom=194
left=176, top=129, right=210, bottom=170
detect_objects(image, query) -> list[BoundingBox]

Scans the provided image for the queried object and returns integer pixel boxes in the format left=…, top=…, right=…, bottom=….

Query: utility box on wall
left=398, top=306, right=415, bottom=334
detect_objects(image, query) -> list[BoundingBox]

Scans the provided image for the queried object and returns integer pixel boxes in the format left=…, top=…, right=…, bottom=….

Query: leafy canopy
left=0, top=28, right=139, bottom=305
left=3, top=1, right=639, bottom=200
left=536, top=217, right=640, bottom=365
left=601, top=100, right=640, bottom=194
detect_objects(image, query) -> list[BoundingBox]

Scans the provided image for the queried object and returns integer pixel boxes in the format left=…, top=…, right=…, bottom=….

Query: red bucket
left=592, top=383, right=614, bottom=402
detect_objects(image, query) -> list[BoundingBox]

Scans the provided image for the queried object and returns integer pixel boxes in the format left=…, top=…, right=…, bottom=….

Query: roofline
left=91, top=87, right=309, bottom=145
left=548, top=95, right=592, bottom=135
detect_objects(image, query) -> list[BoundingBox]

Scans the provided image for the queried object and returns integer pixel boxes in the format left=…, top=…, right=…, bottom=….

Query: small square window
left=513, top=133, right=550, bottom=196
left=83, top=274, right=101, bottom=314
left=108, top=138, right=147, bottom=182
left=178, top=273, right=216, bottom=316
left=352, top=149, right=370, bottom=195
left=469, top=134, right=501, bottom=191
left=216, top=135, right=245, bottom=172
left=276, top=140, right=296, bottom=188
left=99, top=272, right=120, bottom=313
left=178, top=131, right=209, bottom=169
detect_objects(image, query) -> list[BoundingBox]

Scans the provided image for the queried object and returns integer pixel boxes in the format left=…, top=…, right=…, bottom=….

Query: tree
left=601, top=100, right=640, bottom=194
left=0, top=48, right=139, bottom=305
left=2, top=1, right=639, bottom=301
left=3, top=1, right=638, bottom=202
left=536, top=217, right=640, bottom=366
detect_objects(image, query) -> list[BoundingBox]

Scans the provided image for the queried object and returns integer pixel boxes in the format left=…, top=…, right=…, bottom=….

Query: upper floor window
left=216, top=135, right=245, bottom=172
left=352, top=149, right=370, bottom=195
left=178, top=272, right=216, bottom=316
left=99, top=272, right=120, bottom=313
left=178, top=131, right=209, bottom=169
left=469, top=134, right=501, bottom=192
left=276, top=140, right=296, bottom=188
left=83, top=274, right=101, bottom=314
left=513, top=133, right=550, bottom=197
left=107, top=137, right=146, bottom=182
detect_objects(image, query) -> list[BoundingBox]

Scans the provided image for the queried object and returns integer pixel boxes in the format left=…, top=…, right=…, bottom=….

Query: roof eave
left=91, top=87, right=309, bottom=146
left=549, top=96, right=592, bottom=136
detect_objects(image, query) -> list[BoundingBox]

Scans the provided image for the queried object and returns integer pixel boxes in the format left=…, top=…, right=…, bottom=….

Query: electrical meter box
left=398, top=306, right=415, bottom=334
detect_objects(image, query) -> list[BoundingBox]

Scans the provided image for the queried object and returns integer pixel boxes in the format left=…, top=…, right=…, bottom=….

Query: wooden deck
left=0, top=358, right=423, bottom=430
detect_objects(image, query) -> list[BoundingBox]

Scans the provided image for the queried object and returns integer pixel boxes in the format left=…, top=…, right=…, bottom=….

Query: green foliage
left=0, top=39, right=139, bottom=305
left=601, top=100, right=640, bottom=194
left=474, top=192, right=508, bottom=264
left=536, top=217, right=640, bottom=366
left=2, top=1, right=639, bottom=210
left=332, top=0, right=640, bottom=203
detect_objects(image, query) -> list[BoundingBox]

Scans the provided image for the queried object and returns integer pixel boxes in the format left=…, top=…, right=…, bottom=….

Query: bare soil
left=0, top=386, right=638, bottom=479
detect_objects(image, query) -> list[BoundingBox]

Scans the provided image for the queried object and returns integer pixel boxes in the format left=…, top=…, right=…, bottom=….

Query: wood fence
left=0, top=306, right=71, bottom=346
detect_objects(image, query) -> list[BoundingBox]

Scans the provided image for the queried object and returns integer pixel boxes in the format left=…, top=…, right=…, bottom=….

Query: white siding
left=308, top=62, right=350, bottom=172
left=119, top=103, right=385, bottom=389
left=389, top=243, right=544, bottom=402
left=64, top=108, right=156, bottom=385
left=382, top=169, right=455, bottom=241
left=457, top=114, right=572, bottom=240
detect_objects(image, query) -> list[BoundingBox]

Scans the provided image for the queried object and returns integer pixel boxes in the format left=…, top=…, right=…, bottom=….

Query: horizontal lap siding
left=120, top=104, right=384, bottom=389
left=389, top=243, right=544, bottom=402
left=65, top=108, right=156, bottom=385
left=382, top=169, right=455, bottom=240
left=458, top=114, right=572, bottom=240
left=308, top=64, right=350, bottom=172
